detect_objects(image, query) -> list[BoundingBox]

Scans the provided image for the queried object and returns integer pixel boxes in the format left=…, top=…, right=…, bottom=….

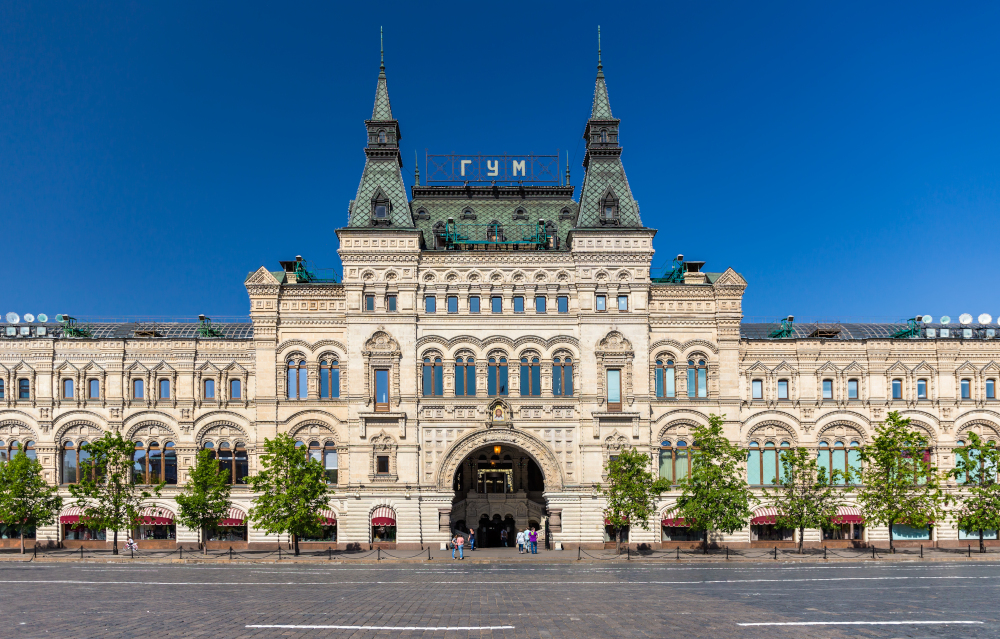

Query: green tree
left=246, top=433, right=331, bottom=556
left=950, top=432, right=1000, bottom=552
left=857, top=411, right=950, bottom=551
left=676, top=414, right=755, bottom=553
left=601, top=447, right=671, bottom=553
left=69, top=431, right=163, bottom=555
left=764, top=447, right=847, bottom=553
left=0, top=450, right=62, bottom=554
left=175, top=448, right=232, bottom=555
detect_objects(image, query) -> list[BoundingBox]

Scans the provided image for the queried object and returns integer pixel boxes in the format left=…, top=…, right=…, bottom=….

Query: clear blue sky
left=2, top=1, right=998, bottom=322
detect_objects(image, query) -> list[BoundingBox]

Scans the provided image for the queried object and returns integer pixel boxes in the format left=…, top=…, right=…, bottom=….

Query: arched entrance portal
left=450, top=444, right=546, bottom=548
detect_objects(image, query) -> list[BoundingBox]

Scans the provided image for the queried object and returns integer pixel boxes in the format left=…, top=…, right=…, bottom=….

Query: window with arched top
left=487, top=220, right=503, bottom=242
left=303, top=440, right=339, bottom=484
left=600, top=191, right=619, bottom=224
left=746, top=441, right=789, bottom=486
left=62, top=440, right=93, bottom=484
left=600, top=128, right=608, bottom=143
left=132, top=441, right=177, bottom=485
left=203, top=441, right=248, bottom=484
left=520, top=356, right=541, bottom=396
left=659, top=440, right=692, bottom=484
left=377, top=129, right=386, bottom=143
left=422, top=356, right=443, bottom=397
left=553, top=356, right=573, bottom=397
left=655, top=359, right=676, bottom=398
left=488, top=356, right=508, bottom=396
left=455, top=356, right=476, bottom=396
left=817, top=440, right=862, bottom=485
left=319, top=359, right=340, bottom=399
left=687, top=358, right=708, bottom=398
left=62, top=378, right=74, bottom=399
left=287, top=359, right=308, bottom=399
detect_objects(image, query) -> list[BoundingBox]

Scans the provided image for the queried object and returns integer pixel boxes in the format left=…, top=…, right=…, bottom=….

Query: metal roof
left=0, top=322, right=253, bottom=340
left=741, top=322, right=999, bottom=341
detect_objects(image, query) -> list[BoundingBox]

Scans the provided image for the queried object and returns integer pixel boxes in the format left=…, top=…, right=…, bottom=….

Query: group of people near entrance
left=451, top=526, right=538, bottom=559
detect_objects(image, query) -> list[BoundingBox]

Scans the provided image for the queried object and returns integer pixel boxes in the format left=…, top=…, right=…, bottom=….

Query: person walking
left=516, top=529, right=525, bottom=554
left=500, top=528, right=508, bottom=548
left=452, top=532, right=464, bottom=560
left=468, top=527, right=475, bottom=551
left=529, top=527, right=538, bottom=554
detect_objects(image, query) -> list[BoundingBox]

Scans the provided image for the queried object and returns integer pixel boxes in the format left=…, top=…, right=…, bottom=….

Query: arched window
left=320, top=359, right=340, bottom=399
left=658, top=440, right=691, bottom=484
left=520, top=356, right=541, bottom=396
left=218, top=442, right=233, bottom=480
left=553, top=357, right=573, bottom=396
left=488, top=356, right=508, bottom=396
left=62, top=440, right=93, bottom=484
left=287, top=359, right=307, bottom=399
left=687, top=359, right=708, bottom=398
left=18, top=378, right=30, bottom=399
left=132, top=441, right=175, bottom=484
left=158, top=379, right=170, bottom=399
left=455, top=357, right=476, bottom=396
left=88, top=379, right=99, bottom=399
left=323, top=442, right=338, bottom=483
left=62, top=379, right=74, bottom=399
left=600, top=128, right=608, bottom=143
left=422, top=356, right=443, bottom=396
left=655, top=359, right=675, bottom=398
left=234, top=442, right=248, bottom=483
left=600, top=191, right=618, bottom=223
left=377, top=129, right=386, bottom=143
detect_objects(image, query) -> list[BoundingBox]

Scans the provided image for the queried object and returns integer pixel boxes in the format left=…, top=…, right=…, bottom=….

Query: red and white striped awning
left=751, top=506, right=779, bottom=525
left=371, top=506, right=396, bottom=526
left=138, top=506, right=174, bottom=525
left=318, top=509, right=337, bottom=525
left=661, top=511, right=686, bottom=527
left=604, top=518, right=630, bottom=526
left=832, top=506, right=864, bottom=525
left=220, top=506, right=247, bottom=527
left=60, top=506, right=88, bottom=524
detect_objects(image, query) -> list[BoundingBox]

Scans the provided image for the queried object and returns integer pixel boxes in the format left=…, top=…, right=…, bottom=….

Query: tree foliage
left=602, top=446, right=671, bottom=552
left=675, top=414, right=755, bottom=552
left=0, top=451, right=62, bottom=553
left=764, top=446, right=847, bottom=553
left=69, top=431, right=162, bottom=554
left=857, top=411, right=950, bottom=550
left=950, top=432, right=1000, bottom=551
left=246, top=433, right=331, bottom=556
left=175, top=448, right=232, bottom=554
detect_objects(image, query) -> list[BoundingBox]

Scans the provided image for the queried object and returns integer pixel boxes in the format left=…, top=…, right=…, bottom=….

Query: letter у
left=487, top=160, right=499, bottom=177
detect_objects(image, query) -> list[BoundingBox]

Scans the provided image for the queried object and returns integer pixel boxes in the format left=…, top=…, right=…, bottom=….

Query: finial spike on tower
left=380, top=26, right=385, bottom=72
left=597, top=25, right=602, bottom=72
left=414, top=150, right=420, bottom=186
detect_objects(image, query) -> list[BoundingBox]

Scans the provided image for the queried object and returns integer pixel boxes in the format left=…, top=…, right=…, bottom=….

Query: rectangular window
left=917, top=379, right=927, bottom=399
left=133, top=379, right=144, bottom=399
left=376, top=455, right=390, bottom=474
left=374, top=203, right=388, bottom=219
left=822, top=379, right=833, bottom=399
left=752, top=379, right=763, bottom=399
left=617, top=295, right=628, bottom=311
left=18, top=378, right=29, bottom=399
left=595, top=295, right=607, bottom=311
left=88, top=379, right=99, bottom=399
left=0, top=380, right=4, bottom=399
left=988, top=380, right=996, bottom=400
left=425, top=296, right=436, bottom=313
left=62, top=379, right=74, bottom=399
left=513, top=296, right=524, bottom=313
left=324, top=450, right=338, bottom=484
left=961, top=378, right=971, bottom=399
left=447, top=296, right=458, bottom=314
left=204, top=379, right=215, bottom=399
left=386, top=294, right=397, bottom=312
left=535, top=296, right=546, bottom=313
left=491, top=296, right=502, bottom=313
left=375, top=369, right=390, bottom=411
left=557, top=296, right=568, bottom=313
left=230, top=379, right=242, bottom=399
left=469, top=296, right=480, bottom=313
left=607, top=369, right=622, bottom=411
left=847, top=379, right=858, bottom=399
left=892, top=379, right=902, bottom=399
left=777, top=379, right=788, bottom=400
left=159, top=379, right=170, bottom=399
left=364, top=294, right=375, bottom=312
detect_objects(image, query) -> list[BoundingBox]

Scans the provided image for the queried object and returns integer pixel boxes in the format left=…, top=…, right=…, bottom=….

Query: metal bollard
left=180, top=546, right=183, bottom=560
left=377, top=547, right=381, bottom=561
left=676, top=547, right=679, bottom=561
left=578, top=546, right=581, bottom=561
left=774, top=546, right=777, bottom=560
left=920, top=544, right=923, bottom=559
left=824, top=546, right=827, bottom=560
left=80, top=546, right=84, bottom=560
left=872, top=545, right=875, bottom=559
left=626, top=546, right=630, bottom=560
left=329, top=547, right=332, bottom=561
left=428, top=546, right=431, bottom=561
left=278, top=546, right=281, bottom=561
left=969, top=544, right=972, bottom=558
left=726, top=546, right=729, bottom=561
left=33, top=545, right=36, bottom=560
left=230, top=546, right=233, bottom=561
left=131, top=547, right=134, bottom=560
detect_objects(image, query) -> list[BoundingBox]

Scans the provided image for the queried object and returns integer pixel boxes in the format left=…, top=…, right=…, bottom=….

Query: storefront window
left=661, top=526, right=701, bottom=542
left=62, top=524, right=105, bottom=540
left=372, top=525, right=396, bottom=542
left=302, top=525, right=337, bottom=542
left=208, top=525, right=247, bottom=541
left=135, top=524, right=176, bottom=540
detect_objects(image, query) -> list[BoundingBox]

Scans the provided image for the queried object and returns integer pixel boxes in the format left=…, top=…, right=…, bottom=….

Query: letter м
left=512, top=160, right=525, bottom=177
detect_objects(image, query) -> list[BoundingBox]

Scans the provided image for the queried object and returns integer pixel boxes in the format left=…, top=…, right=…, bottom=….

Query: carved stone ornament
left=487, top=398, right=512, bottom=428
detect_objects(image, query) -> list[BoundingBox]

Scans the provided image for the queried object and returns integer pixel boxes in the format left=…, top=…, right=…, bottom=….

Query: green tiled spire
left=576, top=36, right=642, bottom=229
left=346, top=36, right=412, bottom=228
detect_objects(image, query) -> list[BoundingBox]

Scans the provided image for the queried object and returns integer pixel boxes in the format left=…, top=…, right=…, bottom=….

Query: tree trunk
left=20, top=525, right=25, bottom=555
left=798, top=526, right=804, bottom=554
left=703, top=529, right=709, bottom=554
left=113, top=529, right=119, bottom=555
left=888, top=521, right=893, bottom=552
left=293, top=533, right=300, bottom=556
left=203, top=525, right=208, bottom=556
left=614, top=528, right=620, bottom=555
left=980, top=529, right=985, bottom=553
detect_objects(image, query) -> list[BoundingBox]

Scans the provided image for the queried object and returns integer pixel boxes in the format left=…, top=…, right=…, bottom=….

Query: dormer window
left=377, top=129, right=387, bottom=143
left=461, top=208, right=476, bottom=220
left=513, top=207, right=527, bottom=220
left=599, top=188, right=620, bottom=225
left=559, top=207, right=573, bottom=220
left=371, top=190, right=390, bottom=226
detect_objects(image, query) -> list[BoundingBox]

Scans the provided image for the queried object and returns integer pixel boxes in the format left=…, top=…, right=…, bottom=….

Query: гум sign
left=425, top=154, right=560, bottom=184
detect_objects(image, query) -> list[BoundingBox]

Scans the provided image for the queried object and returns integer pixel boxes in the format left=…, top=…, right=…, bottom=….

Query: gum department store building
left=2, top=55, right=999, bottom=551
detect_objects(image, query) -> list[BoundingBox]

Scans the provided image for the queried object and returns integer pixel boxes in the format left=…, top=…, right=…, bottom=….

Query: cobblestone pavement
left=2, top=558, right=1000, bottom=638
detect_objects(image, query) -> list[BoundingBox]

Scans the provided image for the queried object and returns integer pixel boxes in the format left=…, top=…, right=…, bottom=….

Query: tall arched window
left=234, top=442, right=248, bottom=483
left=655, top=359, right=675, bottom=398
left=658, top=440, right=691, bottom=484
left=218, top=442, right=233, bottom=480
left=287, top=359, right=307, bottom=399
left=553, top=357, right=573, bottom=396
left=687, top=359, right=708, bottom=398
left=62, top=440, right=93, bottom=484
left=600, top=128, right=608, bottom=143
left=377, top=129, right=386, bottom=143
left=455, top=357, right=476, bottom=396
left=422, top=356, right=443, bottom=396
left=132, top=441, right=176, bottom=485
left=488, top=356, right=508, bottom=396
left=319, top=359, right=340, bottom=399
left=520, top=357, right=541, bottom=396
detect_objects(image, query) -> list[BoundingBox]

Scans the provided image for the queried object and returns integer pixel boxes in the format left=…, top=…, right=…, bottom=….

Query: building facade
left=2, top=56, right=999, bottom=550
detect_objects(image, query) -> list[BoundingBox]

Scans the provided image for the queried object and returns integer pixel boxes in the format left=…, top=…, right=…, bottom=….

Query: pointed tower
left=346, top=38, right=412, bottom=228
left=576, top=33, right=642, bottom=228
